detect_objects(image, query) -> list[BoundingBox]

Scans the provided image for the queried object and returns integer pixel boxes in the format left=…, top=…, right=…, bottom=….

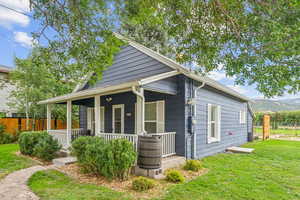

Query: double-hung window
left=240, top=110, right=246, bottom=124
left=144, top=101, right=165, bottom=133
left=207, top=104, right=221, bottom=143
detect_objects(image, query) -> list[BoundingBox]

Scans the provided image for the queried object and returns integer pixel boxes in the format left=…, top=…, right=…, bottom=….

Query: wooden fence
left=0, top=118, right=79, bottom=135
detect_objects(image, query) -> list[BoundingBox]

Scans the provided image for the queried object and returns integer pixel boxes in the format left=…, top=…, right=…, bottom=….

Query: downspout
left=132, top=86, right=146, bottom=135
left=192, top=81, right=205, bottom=159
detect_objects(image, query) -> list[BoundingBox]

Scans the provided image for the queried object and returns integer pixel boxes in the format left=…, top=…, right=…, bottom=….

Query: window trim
left=100, top=106, right=105, bottom=132
left=240, top=110, right=246, bottom=124
left=207, top=104, right=221, bottom=144
left=112, top=104, right=124, bottom=133
left=144, top=100, right=165, bottom=133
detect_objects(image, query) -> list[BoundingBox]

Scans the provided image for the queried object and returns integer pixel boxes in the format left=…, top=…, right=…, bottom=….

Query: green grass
left=28, top=140, right=300, bottom=200
left=0, top=144, right=36, bottom=179
left=28, top=170, right=132, bottom=200
left=254, top=127, right=300, bottom=136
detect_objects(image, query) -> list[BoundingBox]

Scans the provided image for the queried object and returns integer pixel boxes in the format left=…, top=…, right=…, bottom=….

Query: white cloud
left=227, top=85, right=247, bottom=94
left=0, top=0, right=30, bottom=28
left=208, top=71, right=235, bottom=81
left=14, top=31, right=33, bottom=48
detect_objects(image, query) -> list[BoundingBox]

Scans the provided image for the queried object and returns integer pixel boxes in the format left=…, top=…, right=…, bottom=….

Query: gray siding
left=189, top=81, right=248, bottom=159
left=79, top=105, right=87, bottom=129
left=143, top=76, right=178, bottom=95
left=83, top=45, right=173, bottom=90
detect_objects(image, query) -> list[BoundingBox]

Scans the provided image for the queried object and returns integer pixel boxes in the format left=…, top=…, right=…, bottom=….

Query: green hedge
left=71, top=136, right=137, bottom=180
left=0, top=124, right=15, bottom=144
left=19, top=131, right=61, bottom=161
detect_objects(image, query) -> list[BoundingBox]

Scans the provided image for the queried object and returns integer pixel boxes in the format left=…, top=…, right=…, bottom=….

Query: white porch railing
left=149, top=132, right=176, bottom=157
left=48, top=129, right=69, bottom=149
left=98, top=133, right=138, bottom=151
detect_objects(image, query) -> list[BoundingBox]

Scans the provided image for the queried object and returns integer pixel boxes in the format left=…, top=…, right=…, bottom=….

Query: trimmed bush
left=71, top=137, right=137, bottom=180
left=18, top=131, right=61, bottom=161
left=19, top=131, right=48, bottom=155
left=132, top=177, right=155, bottom=191
left=165, top=169, right=185, bottom=183
left=33, top=134, right=61, bottom=161
left=0, top=132, right=14, bottom=144
left=183, top=160, right=202, bottom=172
left=71, top=136, right=96, bottom=162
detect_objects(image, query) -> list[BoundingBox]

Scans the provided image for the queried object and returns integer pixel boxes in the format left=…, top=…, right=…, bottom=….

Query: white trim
left=112, top=104, right=124, bottom=133
left=94, top=95, right=101, bottom=135
left=46, top=104, right=52, bottom=130
left=144, top=100, right=165, bottom=133
left=139, top=71, right=180, bottom=85
left=100, top=106, right=105, bottom=132
left=66, top=100, right=72, bottom=145
left=207, top=104, right=221, bottom=143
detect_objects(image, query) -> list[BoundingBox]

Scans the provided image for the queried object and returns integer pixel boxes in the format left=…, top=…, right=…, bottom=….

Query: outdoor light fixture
left=106, top=97, right=112, bottom=102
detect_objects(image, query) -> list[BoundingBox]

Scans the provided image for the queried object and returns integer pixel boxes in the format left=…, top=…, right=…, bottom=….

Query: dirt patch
left=57, top=163, right=208, bottom=199
left=270, top=135, right=300, bottom=141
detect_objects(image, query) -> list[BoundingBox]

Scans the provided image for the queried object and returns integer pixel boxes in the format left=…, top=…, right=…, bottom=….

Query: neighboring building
left=40, top=34, right=254, bottom=161
left=0, top=65, right=17, bottom=117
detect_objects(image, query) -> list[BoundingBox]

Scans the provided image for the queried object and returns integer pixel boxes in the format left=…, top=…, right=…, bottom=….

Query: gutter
left=192, top=81, right=206, bottom=159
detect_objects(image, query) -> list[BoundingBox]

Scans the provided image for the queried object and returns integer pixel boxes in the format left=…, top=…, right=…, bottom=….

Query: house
left=39, top=34, right=254, bottom=161
left=0, top=65, right=17, bottom=117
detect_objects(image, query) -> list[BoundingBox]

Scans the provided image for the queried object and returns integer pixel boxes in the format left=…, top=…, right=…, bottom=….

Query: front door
left=112, top=104, right=124, bottom=133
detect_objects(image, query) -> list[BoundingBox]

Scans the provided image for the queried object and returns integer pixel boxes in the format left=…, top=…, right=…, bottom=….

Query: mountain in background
left=251, top=98, right=300, bottom=112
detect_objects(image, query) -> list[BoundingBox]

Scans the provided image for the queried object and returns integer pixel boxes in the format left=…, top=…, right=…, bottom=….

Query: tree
left=29, top=0, right=300, bottom=97
left=8, top=47, right=76, bottom=130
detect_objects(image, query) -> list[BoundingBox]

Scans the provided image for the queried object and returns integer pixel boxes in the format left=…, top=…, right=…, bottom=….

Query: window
left=144, top=101, right=165, bottom=133
left=240, top=110, right=246, bottom=124
left=207, top=104, right=221, bottom=143
left=100, top=107, right=105, bottom=132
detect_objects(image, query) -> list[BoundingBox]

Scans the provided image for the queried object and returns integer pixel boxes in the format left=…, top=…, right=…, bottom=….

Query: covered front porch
left=42, top=79, right=184, bottom=158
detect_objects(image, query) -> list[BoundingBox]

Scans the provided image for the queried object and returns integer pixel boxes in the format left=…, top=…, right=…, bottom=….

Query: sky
left=0, top=0, right=299, bottom=100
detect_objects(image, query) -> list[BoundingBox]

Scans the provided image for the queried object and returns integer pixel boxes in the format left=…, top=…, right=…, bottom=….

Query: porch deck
left=49, top=129, right=176, bottom=157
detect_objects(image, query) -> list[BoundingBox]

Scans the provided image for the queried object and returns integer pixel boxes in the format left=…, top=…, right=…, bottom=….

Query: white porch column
left=67, top=100, right=72, bottom=145
left=46, top=104, right=52, bottom=130
left=94, top=95, right=101, bottom=136
left=135, top=88, right=145, bottom=135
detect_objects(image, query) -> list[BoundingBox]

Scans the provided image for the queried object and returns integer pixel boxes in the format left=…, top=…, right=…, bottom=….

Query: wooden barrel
left=138, top=135, right=162, bottom=169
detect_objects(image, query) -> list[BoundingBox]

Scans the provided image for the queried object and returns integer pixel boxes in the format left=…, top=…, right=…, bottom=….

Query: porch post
left=94, top=94, right=101, bottom=136
left=46, top=104, right=52, bottom=130
left=136, top=88, right=145, bottom=135
left=67, top=100, right=72, bottom=145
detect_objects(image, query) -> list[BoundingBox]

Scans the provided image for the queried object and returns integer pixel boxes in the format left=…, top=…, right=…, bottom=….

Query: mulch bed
left=57, top=163, right=208, bottom=199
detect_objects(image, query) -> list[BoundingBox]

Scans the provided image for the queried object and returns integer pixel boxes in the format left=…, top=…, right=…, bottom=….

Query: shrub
left=183, top=160, right=202, bottom=172
left=19, top=131, right=61, bottom=161
left=0, top=124, right=5, bottom=133
left=19, top=131, right=48, bottom=155
left=71, top=137, right=137, bottom=180
left=0, top=132, right=14, bottom=144
left=33, top=134, right=61, bottom=161
left=71, top=136, right=96, bottom=162
left=132, top=177, right=155, bottom=191
left=165, top=169, right=185, bottom=183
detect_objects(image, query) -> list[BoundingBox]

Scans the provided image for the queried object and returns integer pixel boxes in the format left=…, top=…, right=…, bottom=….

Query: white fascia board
left=72, top=72, right=94, bottom=93
left=38, top=80, right=139, bottom=104
left=139, top=70, right=180, bottom=85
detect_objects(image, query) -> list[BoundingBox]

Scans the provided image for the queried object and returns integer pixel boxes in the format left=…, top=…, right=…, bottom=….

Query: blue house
left=40, top=34, right=254, bottom=160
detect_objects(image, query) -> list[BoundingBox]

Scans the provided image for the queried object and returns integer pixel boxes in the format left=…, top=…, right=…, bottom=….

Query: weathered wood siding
left=82, top=45, right=173, bottom=91
left=187, top=80, right=248, bottom=159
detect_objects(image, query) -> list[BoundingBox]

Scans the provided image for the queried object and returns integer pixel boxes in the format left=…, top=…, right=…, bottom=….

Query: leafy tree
left=8, top=47, right=76, bottom=130
left=29, top=0, right=300, bottom=97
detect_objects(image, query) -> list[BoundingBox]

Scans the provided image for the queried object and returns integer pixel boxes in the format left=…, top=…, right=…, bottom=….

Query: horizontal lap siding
left=143, top=76, right=178, bottom=94
left=85, top=45, right=173, bottom=90
left=194, top=85, right=248, bottom=158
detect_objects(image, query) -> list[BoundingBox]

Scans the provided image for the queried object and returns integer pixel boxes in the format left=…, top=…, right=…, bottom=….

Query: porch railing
left=149, top=132, right=176, bottom=157
left=48, top=129, right=68, bottom=149
left=99, top=133, right=138, bottom=151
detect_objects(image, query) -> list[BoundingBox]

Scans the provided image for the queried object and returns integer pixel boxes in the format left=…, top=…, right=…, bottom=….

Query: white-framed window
left=207, top=104, right=221, bottom=143
left=144, top=101, right=165, bottom=133
left=100, top=106, right=105, bottom=132
left=240, top=110, right=246, bottom=124
left=112, top=104, right=124, bottom=133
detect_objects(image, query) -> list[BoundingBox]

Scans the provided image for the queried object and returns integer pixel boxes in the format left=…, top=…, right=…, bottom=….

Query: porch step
left=226, top=146, right=254, bottom=154
left=52, top=156, right=77, bottom=166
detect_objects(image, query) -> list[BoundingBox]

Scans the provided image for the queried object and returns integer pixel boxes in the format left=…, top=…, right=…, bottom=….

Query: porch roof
left=38, top=71, right=180, bottom=104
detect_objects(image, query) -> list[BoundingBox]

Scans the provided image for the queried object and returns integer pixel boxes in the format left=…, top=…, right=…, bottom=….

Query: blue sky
left=0, top=0, right=298, bottom=100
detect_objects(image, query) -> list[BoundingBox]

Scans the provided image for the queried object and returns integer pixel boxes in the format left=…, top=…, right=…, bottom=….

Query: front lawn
left=0, top=144, right=37, bottom=179
left=254, top=127, right=300, bottom=136
left=28, top=140, right=300, bottom=200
